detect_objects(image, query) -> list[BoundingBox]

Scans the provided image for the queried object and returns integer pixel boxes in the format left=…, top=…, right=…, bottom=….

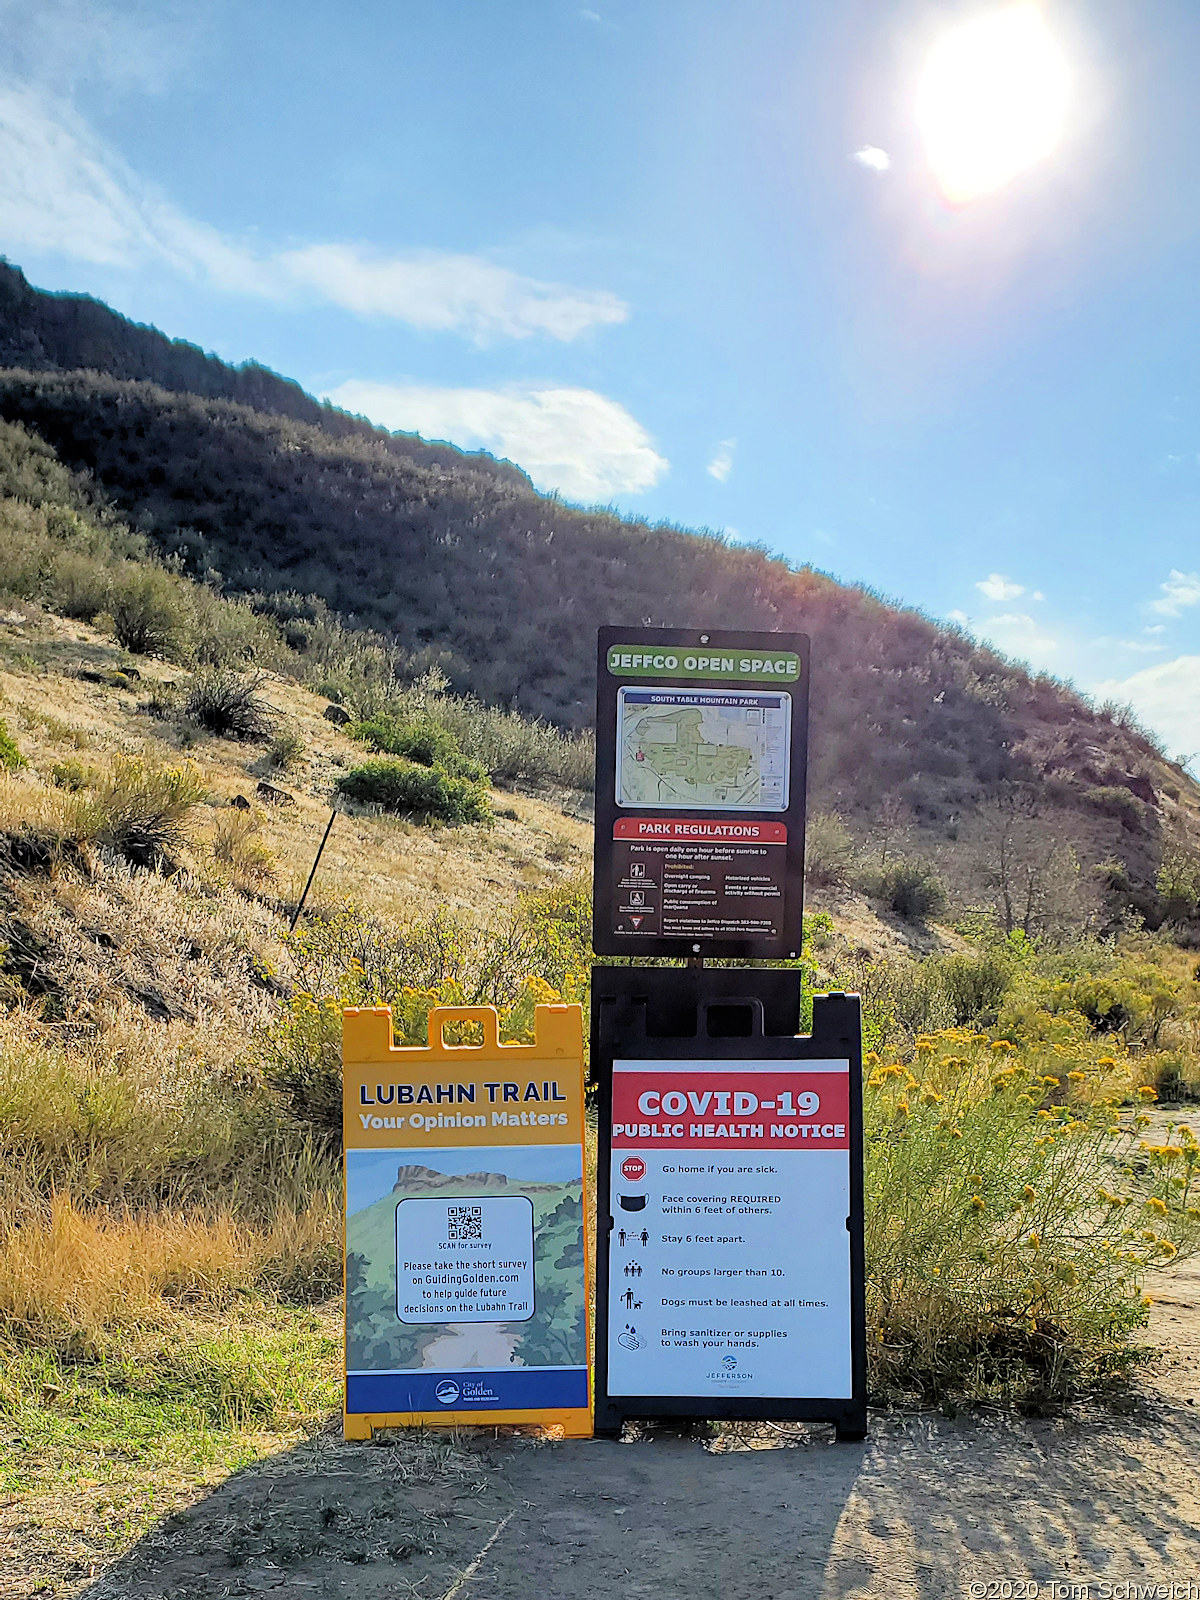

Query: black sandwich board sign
left=591, top=968, right=867, bottom=1440
left=592, top=626, right=810, bottom=960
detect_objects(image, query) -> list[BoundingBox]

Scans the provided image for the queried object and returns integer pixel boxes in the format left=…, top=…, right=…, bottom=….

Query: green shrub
left=265, top=728, right=306, bottom=771
left=0, top=718, right=25, bottom=772
left=264, top=894, right=589, bottom=1145
left=827, top=950, right=953, bottom=1049
left=351, top=713, right=485, bottom=781
left=189, top=586, right=284, bottom=668
left=46, top=547, right=112, bottom=621
left=865, top=1031, right=1196, bottom=1404
left=1157, top=847, right=1200, bottom=923
left=350, top=672, right=594, bottom=790
left=937, top=949, right=1014, bottom=1027
left=103, top=565, right=192, bottom=659
left=867, top=857, right=947, bottom=922
left=336, top=757, right=491, bottom=824
left=184, top=670, right=274, bottom=741
left=49, top=758, right=95, bottom=792
left=90, top=757, right=207, bottom=868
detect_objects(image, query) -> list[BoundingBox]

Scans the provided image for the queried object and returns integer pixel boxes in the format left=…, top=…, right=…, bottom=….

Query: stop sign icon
left=621, top=1156, right=647, bottom=1183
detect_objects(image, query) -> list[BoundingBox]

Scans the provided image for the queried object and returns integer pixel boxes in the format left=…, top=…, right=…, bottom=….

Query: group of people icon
left=616, top=1222, right=650, bottom=1314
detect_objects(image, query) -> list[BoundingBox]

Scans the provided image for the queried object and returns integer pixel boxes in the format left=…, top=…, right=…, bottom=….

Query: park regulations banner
left=341, top=1004, right=591, bottom=1439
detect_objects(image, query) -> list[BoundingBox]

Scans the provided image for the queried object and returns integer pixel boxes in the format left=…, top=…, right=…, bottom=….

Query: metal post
left=289, top=808, right=336, bottom=933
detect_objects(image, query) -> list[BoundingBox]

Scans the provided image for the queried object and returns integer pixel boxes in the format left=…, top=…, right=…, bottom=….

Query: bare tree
left=975, top=788, right=1088, bottom=940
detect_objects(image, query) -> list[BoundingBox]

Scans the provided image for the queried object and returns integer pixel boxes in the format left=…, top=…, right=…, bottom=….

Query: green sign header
left=606, top=645, right=801, bottom=684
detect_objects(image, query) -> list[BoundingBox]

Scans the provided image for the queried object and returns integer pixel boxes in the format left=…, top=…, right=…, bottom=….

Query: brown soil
left=61, top=1270, right=1200, bottom=1600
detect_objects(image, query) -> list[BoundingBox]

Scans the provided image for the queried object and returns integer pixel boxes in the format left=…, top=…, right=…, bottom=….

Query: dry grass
left=206, top=807, right=278, bottom=890
left=0, top=623, right=590, bottom=929
left=0, top=1193, right=339, bottom=1355
left=0, top=769, right=92, bottom=841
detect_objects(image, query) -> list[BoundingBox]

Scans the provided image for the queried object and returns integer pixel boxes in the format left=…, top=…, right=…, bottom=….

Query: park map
left=616, top=689, right=790, bottom=811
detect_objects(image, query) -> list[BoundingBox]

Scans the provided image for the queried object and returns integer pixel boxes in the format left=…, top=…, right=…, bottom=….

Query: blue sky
left=1, top=0, right=1198, bottom=762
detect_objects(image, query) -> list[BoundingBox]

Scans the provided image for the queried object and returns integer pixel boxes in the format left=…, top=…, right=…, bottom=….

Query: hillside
left=0, top=263, right=1198, bottom=921
left=0, top=261, right=528, bottom=491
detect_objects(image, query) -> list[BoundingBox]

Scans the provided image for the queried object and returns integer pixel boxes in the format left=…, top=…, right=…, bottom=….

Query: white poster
left=395, top=1195, right=535, bottom=1324
left=607, top=1058, right=853, bottom=1400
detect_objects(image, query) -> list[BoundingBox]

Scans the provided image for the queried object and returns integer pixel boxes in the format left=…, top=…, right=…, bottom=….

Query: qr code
left=447, top=1204, right=483, bottom=1242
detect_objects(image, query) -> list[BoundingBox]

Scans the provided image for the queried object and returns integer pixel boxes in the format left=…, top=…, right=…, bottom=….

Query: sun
left=916, top=3, right=1071, bottom=206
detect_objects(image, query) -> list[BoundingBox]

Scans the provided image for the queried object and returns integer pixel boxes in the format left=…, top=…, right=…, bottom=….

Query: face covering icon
left=619, top=1194, right=647, bottom=1211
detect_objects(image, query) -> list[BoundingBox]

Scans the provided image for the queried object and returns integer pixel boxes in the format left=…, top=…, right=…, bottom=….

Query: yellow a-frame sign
left=342, top=1003, right=592, bottom=1439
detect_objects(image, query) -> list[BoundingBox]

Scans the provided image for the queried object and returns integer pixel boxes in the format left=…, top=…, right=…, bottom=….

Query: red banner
left=613, top=819, right=787, bottom=843
left=612, top=1069, right=849, bottom=1150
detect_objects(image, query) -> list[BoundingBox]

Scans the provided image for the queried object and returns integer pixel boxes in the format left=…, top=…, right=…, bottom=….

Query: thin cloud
left=852, top=146, right=891, bottom=172
left=0, top=84, right=628, bottom=343
left=978, top=612, right=1059, bottom=665
left=0, top=0, right=194, bottom=96
left=325, top=379, right=668, bottom=502
left=281, top=245, right=625, bottom=341
left=1090, top=635, right=1168, bottom=656
left=1095, top=655, right=1200, bottom=770
left=706, top=439, right=735, bottom=483
left=975, top=573, right=1025, bottom=602
left=1148, top=570, right=1200, bottom=618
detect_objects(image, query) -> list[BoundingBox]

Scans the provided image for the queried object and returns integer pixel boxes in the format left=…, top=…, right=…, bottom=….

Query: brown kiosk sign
left=592, top=627, right=810, bottom=960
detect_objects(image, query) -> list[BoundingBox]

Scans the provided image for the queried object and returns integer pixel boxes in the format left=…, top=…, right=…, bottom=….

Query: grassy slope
left=0, top=617, right=590, bottom=1597
left=0, top=608, right=591, bottom=929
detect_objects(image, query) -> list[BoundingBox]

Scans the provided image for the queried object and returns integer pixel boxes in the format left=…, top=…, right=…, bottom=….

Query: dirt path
left=420, top=1323, right=519, bottom=1369
left=71, top=1261, right=1200, bottom=1600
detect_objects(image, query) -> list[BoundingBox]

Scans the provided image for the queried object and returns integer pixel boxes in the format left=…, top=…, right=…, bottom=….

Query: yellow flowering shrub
left=865, top=1026, right=1200, bottom=1404
left=262, top=893, right=590, bottom=1144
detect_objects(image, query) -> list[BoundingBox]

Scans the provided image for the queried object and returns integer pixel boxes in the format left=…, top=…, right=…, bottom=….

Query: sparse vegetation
left=184, top=669, right=274, bottom=741
left=265, top=726, right=306, bottom=771
left=208, top=808, right=277, bottom=889
left=805, top=809, right=854, bottom=889
left=0, top=358, right=1175, bottom=879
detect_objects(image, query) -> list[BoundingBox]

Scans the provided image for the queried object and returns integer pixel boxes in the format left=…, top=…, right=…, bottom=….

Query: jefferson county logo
left=706, top=1357, right=751, bottom=1382
left=435, top=1380, right=460, bottom=1405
